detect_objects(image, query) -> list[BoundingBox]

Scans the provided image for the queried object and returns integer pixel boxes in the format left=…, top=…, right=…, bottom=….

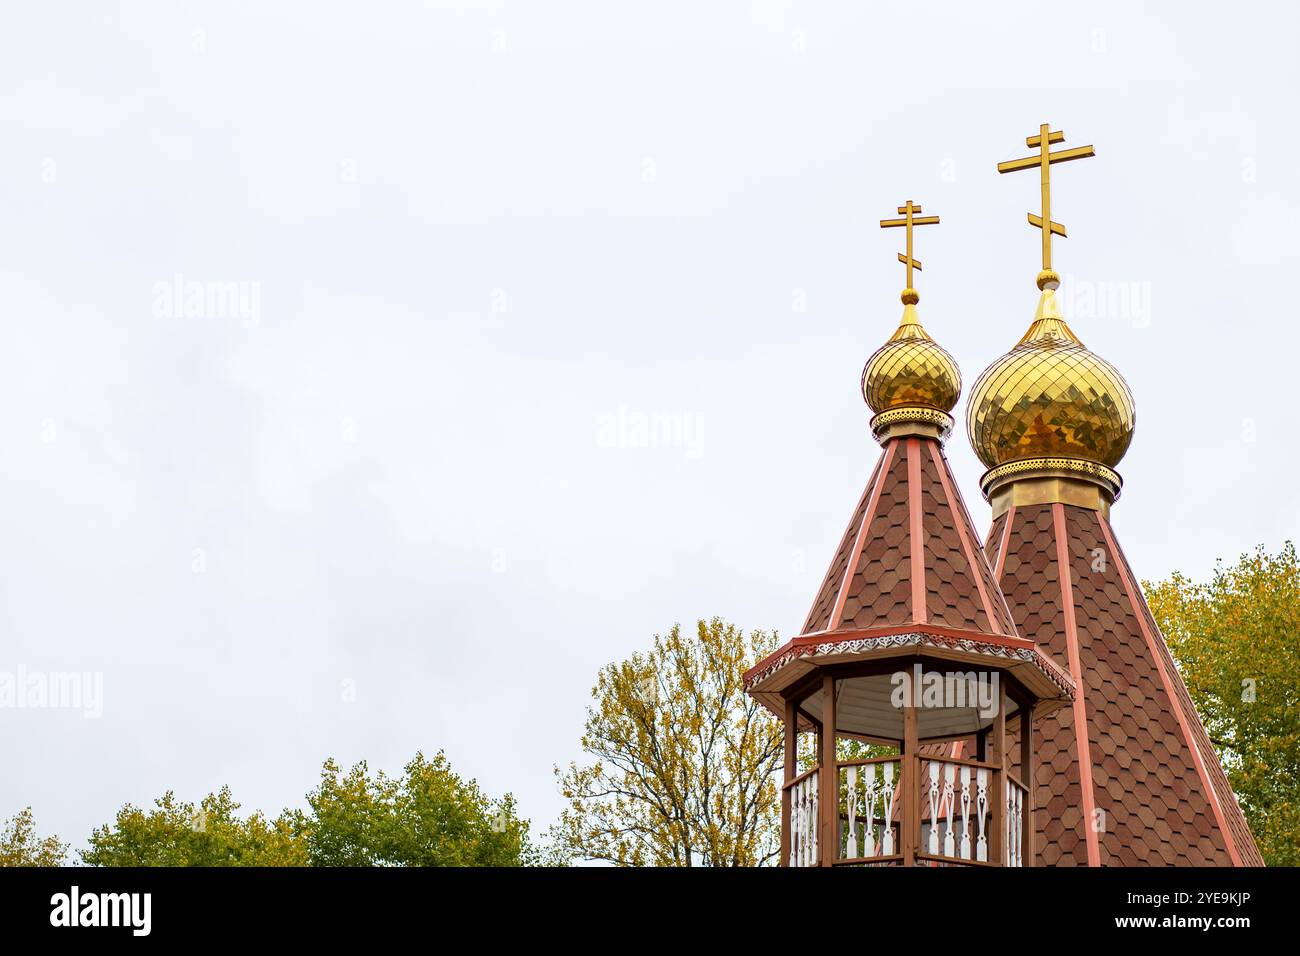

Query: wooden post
left=990, top=688, right=1005, bottom=866
left=1020, top=703, right=1035, bottom=867
left=781, top=697, right=796, bottom=867
left=819, top=675, right=836, bottom=866
left=902, top=701, right=918, bottom=866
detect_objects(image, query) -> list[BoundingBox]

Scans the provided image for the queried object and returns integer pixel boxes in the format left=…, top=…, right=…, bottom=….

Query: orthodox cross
left=880, top=200, right=939, bottom=304
left=997, top=123, right=1095, bottom=288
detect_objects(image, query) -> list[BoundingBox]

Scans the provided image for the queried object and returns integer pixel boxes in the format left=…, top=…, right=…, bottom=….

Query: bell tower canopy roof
left=744, top=432, right=1074, bottom=738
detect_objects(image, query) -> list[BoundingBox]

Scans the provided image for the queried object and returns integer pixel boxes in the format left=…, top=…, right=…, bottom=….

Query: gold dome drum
left=966, top=303, right=1135, bottom=470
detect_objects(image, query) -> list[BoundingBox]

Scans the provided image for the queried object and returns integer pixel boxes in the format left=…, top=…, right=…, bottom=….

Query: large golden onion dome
left=967, top=287, right=1135, bottom=470
left=862, top=302, right=961, bottom=415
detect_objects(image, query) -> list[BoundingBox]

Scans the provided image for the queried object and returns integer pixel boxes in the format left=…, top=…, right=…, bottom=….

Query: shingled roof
left=800, top=435, right=1016, bottom=639
left=986, top=502, right=1264, bottom=866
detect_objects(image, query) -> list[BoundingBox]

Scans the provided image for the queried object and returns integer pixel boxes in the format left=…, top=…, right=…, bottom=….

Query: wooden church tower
left=968, top=125, right=1261, bottom=865
left=745, top=125, right=1262, bottom=867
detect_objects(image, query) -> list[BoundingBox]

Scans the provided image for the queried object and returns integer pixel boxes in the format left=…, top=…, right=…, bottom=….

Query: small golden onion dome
left=861, top=302, right=962, bottom=414
left=966, top=288, right=1136, bottom=470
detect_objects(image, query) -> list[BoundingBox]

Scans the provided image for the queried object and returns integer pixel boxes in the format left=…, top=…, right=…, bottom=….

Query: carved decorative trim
left=746, top=629, right=1075, bottom=698
left=869, top=405, right=954, bottom=442
left=980, top=456, right=1122, bottom=499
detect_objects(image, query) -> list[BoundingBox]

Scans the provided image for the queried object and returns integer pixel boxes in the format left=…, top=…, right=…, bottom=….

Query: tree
left=0, top=807, right=68, bottom=866
left=553, top=618, right=784, bottom=866
left=1146, top=541, right=1300, bottom=867
left=81, top=787, right=306, bottom=866
left=82, top=752, right=536, bottom=866
left=304, top=751, right=534, bottom=866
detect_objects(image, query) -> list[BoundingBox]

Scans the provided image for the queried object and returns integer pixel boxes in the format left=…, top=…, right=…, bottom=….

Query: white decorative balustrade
left=920, top=757, right=992, bottom=864
left=838, top=758, right=901, bottom=863
left=784, top=754, right=1029, bottom=867
left=786, top=766, right=819, bottom=867
left=1005, top=775, right=1027, bottom=867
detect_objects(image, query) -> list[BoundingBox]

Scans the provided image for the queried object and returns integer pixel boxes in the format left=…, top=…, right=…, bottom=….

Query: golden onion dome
left=861, top=302, right=961, bottom=415
left=966, top=288, right=1135, bottom=470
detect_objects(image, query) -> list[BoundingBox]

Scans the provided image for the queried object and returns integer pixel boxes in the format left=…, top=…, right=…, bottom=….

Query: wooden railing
left=783, top=765, right=819, bottom=867
left=784, top=754, right=1029, bottom=867
left=836, top=757, right=902, bottom=865
left=1005, top=773, right=1027, bottom=868
left=918, top=756, right=997, bottom=865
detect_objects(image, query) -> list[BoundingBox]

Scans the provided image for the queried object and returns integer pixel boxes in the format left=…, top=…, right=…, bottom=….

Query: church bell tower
left=745, top=201, right=1074, bottom=867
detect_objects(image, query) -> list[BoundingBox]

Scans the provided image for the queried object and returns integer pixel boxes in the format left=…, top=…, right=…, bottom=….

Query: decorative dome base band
left=869, top=405, right=954, bottom=443
left=980, top=457, right=1123, bottom=517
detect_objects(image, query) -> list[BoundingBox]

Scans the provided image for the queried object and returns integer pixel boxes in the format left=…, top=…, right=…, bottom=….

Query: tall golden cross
left=997, top=123, right=1095, bottom=288
left=880, top=200, right=939, bottom=304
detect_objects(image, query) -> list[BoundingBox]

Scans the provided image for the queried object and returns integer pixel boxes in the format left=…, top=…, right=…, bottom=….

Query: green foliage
left=553, top=618, right=784, bottom=866
left=304, top=751, right=534, bottom=866
left=80, top=751, right=538, bottom=867
left=0, top=807, right=68, bottom=867
left=1146, top=541, right=1300, bottom=867
left=80, top=787, right=306, bottom=866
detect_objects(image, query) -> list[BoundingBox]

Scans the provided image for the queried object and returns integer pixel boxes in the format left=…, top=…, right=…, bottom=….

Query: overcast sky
left=3, top=1, right=1297, bottom=854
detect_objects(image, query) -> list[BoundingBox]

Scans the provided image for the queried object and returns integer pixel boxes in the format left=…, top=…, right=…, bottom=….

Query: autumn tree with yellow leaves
left=0, top=807, right=68, bottom=866
left=1147, top=541, right=1300, bottom=867
left=552, top=618, right=784, bottom=866
left=82, top=786, right=307, bottom=866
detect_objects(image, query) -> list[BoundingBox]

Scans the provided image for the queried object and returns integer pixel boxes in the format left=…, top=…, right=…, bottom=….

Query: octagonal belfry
left=743, top=418, right=1076, bottom=866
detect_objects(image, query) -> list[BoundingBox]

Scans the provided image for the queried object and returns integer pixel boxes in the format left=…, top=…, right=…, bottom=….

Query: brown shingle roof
left=987, top=502, right=1264, bottom=866
left=799, top=436, right=1012, bottom=639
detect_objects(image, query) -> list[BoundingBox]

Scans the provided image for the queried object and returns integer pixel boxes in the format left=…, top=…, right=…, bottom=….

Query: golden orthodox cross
left=879, top=200, right=939, bottom=304
left=998, top=123, right=1095, bottom=287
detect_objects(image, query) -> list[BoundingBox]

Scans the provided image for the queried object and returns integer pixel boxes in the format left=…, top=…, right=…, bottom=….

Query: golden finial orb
left=862, top=304, right=961, bottom=415
left=966, top=287, right=1135, bottom=470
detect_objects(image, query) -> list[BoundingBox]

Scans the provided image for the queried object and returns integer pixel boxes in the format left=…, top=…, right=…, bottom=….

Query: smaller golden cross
left=998, top=123, right=1095, bottom=288
left=880, top=200, right=939, bottom=304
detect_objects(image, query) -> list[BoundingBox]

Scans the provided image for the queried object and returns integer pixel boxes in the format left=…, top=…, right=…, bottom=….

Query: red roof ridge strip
left=949, top=466, right=1018, bottom=634
left=802, top=453, right=884, bottom=633
left=906, top=438, right=927, bottom=624
left=1052, top=502, right=1102, bottom=867
left=927, top=440, right=1005, bottom=636
left=826, top=441, right=897, bottom=631
left=994, top=505, right=1015, bottom=582
left=1096, top=514, right=1245, bottom=867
